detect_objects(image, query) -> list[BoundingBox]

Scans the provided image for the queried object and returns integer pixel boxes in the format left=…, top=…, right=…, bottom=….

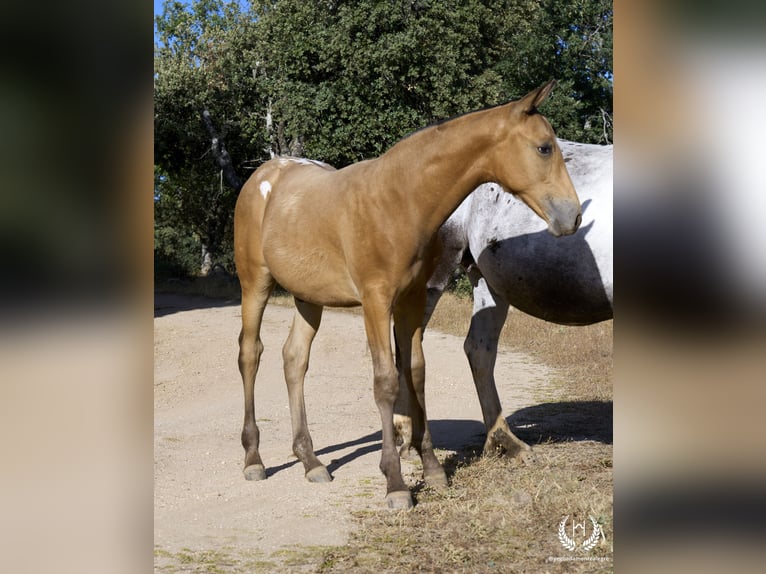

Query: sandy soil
left=153, top=292, right=555, bottom=566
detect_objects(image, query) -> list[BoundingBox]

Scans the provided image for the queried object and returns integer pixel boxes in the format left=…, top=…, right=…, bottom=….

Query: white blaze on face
left=259, top=180, right=271, bottom=199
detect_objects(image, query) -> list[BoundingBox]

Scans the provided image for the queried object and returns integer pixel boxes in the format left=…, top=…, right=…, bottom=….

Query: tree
left=154, top=0, right=263, bottom=274
left=251, top=0, right=523, bottom=165
left=153, top=0, right=612, bottom=276
left=489, top=0, right=612, bottom=142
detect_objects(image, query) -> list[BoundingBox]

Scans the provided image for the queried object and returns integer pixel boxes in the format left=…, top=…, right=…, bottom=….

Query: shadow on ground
left=154, top=291, right=240, bottom=318
left=508, top=400, right=613, bottom=444
left=255, top=401, right=611, bottom=482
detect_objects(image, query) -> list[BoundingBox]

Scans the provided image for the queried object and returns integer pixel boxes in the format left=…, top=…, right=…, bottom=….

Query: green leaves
left=153, top=0, right=612, bottom=273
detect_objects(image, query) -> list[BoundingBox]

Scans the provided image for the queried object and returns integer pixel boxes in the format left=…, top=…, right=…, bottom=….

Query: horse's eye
left=537, top=145, right=552, bottom=156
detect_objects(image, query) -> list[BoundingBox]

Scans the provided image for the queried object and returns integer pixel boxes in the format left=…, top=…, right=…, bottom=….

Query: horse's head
left=490, top=80, right=582, bottom=237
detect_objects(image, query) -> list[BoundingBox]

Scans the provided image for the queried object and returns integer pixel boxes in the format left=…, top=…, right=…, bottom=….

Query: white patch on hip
left=259, top=180, right=271, bottom=198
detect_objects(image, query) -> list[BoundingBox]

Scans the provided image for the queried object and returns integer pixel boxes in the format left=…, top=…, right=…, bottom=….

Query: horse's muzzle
left=546, top=199, right=582, bottom=237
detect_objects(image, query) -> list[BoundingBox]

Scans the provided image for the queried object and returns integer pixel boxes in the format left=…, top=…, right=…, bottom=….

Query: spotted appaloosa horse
left=233, top=81, right=582, bottom=509
left=395, top=140, right=612, bottom=459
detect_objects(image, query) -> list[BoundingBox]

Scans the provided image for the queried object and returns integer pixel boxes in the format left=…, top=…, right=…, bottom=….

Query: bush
left=154, top=225, right=202, bottom=280
left=446, top=269, right=473, bottom=299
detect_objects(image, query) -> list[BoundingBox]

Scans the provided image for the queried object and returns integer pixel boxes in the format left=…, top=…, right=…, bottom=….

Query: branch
left=200, top=108, right=243, bottom=191
left=600, top=108, right=612, bottom=144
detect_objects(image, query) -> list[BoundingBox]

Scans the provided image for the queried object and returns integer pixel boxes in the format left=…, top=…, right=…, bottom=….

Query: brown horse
left=234, top=80, right=581, bottom=509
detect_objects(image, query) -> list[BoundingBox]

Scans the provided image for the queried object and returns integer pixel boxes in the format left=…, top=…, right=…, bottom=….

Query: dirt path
left=154, top=293, right=556, bottom=567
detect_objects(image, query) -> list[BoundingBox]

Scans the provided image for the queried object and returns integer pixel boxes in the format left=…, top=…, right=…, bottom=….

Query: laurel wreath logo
left=558, top=515, right=603, bottom=552
left=558, top=516, right=576, bottom=551
left=582, top=516, right=603, bottom=551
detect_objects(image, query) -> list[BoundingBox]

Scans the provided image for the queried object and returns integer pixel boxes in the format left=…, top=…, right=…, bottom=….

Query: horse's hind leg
left=282, top=299, right=331, bottom=483
left=395, top=238, right=452, bottom=457
left=393, top=284, right=445, bottom=459
left=393, top=336, right=416, bottom=460
left=394, top=289, right=448, bottom=489
left=465, top=273, right=532, bottom=460
left=239, top=268, right=275, bottom=480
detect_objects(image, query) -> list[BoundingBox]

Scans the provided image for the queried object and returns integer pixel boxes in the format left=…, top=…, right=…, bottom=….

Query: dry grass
left=319, top=444, right=613, bottom=573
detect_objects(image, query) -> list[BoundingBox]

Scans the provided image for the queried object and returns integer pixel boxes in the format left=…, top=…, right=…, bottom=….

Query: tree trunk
left=200, top=109, right=242, bottom=191
left=200, top=244, right=213, bottom=276
left=265, top=100, right=276, bottom=159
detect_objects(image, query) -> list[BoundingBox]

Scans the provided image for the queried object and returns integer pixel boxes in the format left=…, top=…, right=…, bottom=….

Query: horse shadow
left=507, top=400, right=613, bottom=444
left=264, top=430, right=383, bottom=478
left=264, top=400, right=611, bottom=478
left=428, top=400, right=612, bottom=457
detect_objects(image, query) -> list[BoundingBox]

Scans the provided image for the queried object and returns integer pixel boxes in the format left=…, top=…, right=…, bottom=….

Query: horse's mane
left=400, top=100, right=513, bottom=142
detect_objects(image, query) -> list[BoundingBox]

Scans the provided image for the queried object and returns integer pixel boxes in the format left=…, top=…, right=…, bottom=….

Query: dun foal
left=234, top=80, right=581, bottom=509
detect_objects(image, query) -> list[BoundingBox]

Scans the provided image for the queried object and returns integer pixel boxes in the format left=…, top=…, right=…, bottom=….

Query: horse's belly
left=262, top=238, right=361, bottom=307
left=503, top=285, right=613, bottom=325
left=481, top=253, right=613, bottom=325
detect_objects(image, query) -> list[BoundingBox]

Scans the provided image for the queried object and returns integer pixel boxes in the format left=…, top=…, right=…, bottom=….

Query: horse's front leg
left=465, top=273, right=533, bottom=460
left=282, top=299, right=331, bottom=482
left=362, top=298, right=412, bottom=509
left=394, top=289, right=448, bottom=489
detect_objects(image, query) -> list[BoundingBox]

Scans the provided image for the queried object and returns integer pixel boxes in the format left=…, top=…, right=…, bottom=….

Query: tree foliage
left=154, top=0, right=612, bottom=275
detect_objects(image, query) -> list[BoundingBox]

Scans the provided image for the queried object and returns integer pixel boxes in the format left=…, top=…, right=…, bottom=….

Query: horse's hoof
left=244, top=464, right=267, bottom=481
left=306, top=466, right=332, bottom=483
left=385, top=490, right=414, bottom=510
left=425, top=469, right=449, bottom=489
left=484, top=429, right=532, bottom=462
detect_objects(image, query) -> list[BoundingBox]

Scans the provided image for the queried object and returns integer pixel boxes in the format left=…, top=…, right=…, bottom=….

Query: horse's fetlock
left=241, top=423, right=260, bottom=450
left=292, top=434, right=314, bottom=460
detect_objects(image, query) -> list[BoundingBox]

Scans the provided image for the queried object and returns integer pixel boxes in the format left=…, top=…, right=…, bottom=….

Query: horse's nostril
left=575, top=213, right=582, bottom=229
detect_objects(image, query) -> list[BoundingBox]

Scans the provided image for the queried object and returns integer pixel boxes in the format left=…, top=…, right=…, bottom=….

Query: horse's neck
left=379, top=107, right=503, bottom=237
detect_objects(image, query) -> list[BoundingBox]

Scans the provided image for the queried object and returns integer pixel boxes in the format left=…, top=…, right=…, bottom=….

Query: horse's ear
left=517, top=79, right=557, bottom=114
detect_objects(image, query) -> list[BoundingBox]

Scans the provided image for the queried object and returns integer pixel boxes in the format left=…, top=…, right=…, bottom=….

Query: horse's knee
left=238, top=336, right=263, bottom=374
left=463, top=331, right=492, bottom=370
left=239, top=328, right=263, bottom=350
left=373, top=369, right=399, bottom=404
left=282, top=339, right=310, bottom=381
left=464, top=323, right=494, bottom=352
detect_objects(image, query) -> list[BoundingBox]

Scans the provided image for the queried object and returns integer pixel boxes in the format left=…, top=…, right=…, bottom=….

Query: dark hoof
left=306, top=466, right=332, bottom=483
left=244, top=464, right=267, bottom=481
left=385, top=490, right=414, bottom=510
